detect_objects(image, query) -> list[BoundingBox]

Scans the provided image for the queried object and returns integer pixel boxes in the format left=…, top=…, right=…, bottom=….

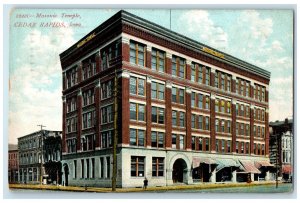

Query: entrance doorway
left=172, top=159, right=187, bottom=183
left=63, top=164, right=69, bottom=186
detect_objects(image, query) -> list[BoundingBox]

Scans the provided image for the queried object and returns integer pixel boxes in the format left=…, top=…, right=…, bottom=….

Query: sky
left=8, top=8, right=294, bottom=144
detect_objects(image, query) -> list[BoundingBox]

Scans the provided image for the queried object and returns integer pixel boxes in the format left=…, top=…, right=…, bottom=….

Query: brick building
left=269, top=118, right=293, bottom=181
left=60, top=10, right=271, bottom=188
left=18, top=130, right=62, bottom=184
left=8, top=144, right=19, bottom=183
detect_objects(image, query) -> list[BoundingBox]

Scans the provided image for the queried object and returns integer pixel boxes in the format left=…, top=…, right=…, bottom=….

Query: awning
left=255, top=161, right=274, bottom=169
left=282, top=165, right=292, bottom=174
left=192, top=157, right=216, bottom=168
left=216, top=158, right=241, bottom=172
left=239, top=160, right=261, bottom=174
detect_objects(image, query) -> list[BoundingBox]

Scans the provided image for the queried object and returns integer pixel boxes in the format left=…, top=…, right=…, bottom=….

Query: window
left=221, top=100, right=225, bottom=113
left=262, top=144, right=265, bottom=155
left=221, top=120, right=225, bottom=132
left=192, top=137, right=196, bottom=150
left=73, top=160, right=77, bottom=179
left=205, top=116, right=210, bottom=130
left=227, top=101, right=231, bottom=114
left=236, top=142, right=239, bottom=153
left=151, top=82, right=165, bottom=100
left=172, top=134, right=177, bottom=149
left=106, top=157, right=111, bottom=178
left=241, top=105, right=244, bottom=116
left=205, top=138, right=210, bottom=151
left=81, top=159, right=84, bottom=178
left=151, top=131, right=164, bottom=148
left=215, top=99, right=219, bottom=112
left=130, top=103, right=145, bottom=121
left=240, top=123, right=244, bottom=135
left=172, top=56, right=185, bottom=78
left=66, top=66, right=78, bottom=88
left=131, top=156, right=145, bottom=177
left=101, top=80, right=113, bottom=99
left=262, top=87, right=265, bottom=101
left=191, top=92, right=195, bottom=107
left=83, top=111, right=96, bottom=129
left=198, top=137, right=203, bottom=151
left=253, top=126, right=256, bottom=137
left=215, top=72, right=219, bottom=88
left=227, top=141, right=231, bottom=153
left=241, top=142, right=244, bottom=154
left=227, top=75, right=231, bottom=92
left=172, top=111, right=177, bottom=126
left=198, top=94, right=203, bottom=109
left=246, top=82, right=250, bottom=97
left=151, top=107, right=165, bottom=124
left=216, top=139, right=219, bottom=152
left=198, top=115, right=203, bottom=130
left=130, top=41, right=145, bottom=66
left=179, top=112, right=185, bottom=127
left=205, top=68, right=210, bottom=85
left=205, top=96, right=210, bottom=109
left=215, top=119, right=219, bottom=132
left=101, top=105, right=113, bottom=124
left=246, top=124, right=250, bottom=136
left=101, top=130, right=113, bottom=148
left=101, top=40, right=121, bottom=70
left=130, top=76, right=145, bottom=96
left=83, top=89, right=94, bottom=106
left=179, top=89, right=184, bottom=104
left=246, top=142, right=249, bottom=154
left=172, top=87, right=177, bottom=102
left=191, top=114, right=196, bottom=128
left=221, top=74, right=225, bottom=90
left=179, top=135, right=185, bottom=150
left=130, top=129, right=145, bottom=147
left=151, top=48, right=165, bottom=72
left=152, top=157, right=164, bottom=177
left=198, top=65, right=203, bottom=83
left=191, top=64, right=196, bottom=82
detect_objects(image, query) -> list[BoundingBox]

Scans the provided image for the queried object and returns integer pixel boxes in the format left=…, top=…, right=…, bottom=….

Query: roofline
left=60, top=10, right=271, bottom=80
left=17, top=130, right=62, bottom=140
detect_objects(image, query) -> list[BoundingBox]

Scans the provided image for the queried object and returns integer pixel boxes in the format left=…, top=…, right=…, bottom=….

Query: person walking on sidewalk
left=143, top=177, right=148, bottom=190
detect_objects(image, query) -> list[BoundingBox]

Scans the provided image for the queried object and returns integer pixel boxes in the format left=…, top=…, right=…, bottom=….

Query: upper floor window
left=82, top=89, right=94, bottom=106
left=101, top=80, right=113, bottom=99
left=101, top=39, right=121, bottom=70
left=151, top=106, right=165, bottom=124
left=82, top=111, right=96, bottom=129
left=151, top=82, right=165, bottom=100
left=130, top=103, right=145, bottom=121
left=67, top=97, right=77, bottom=113
left=130, top=76, right=145, bottom=96
left=66, top=66, right=78, bottom=88
left=101, top=105, right=113, bottom=124
left=151, top=48, right=165, bottom=72
left=130, top=129, right=145, bottom=147
left=82, top=54, right=97, bottom=80
left=172, top=87, right=185, bottom=104
left=172, top=56, right=185, bottom=78
left=130, top=41, right=145, bottom=66
left=151, top=132, right=164, bottom=148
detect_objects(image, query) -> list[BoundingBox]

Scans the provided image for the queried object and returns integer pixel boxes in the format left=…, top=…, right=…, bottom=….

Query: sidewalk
left=9, top=181, right=280, bottom=193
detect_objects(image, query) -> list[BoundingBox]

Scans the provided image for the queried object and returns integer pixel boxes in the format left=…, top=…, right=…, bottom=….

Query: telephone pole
left=112, top=69, right=118, bottom=191
left=37, top=124, right=46, bottom=185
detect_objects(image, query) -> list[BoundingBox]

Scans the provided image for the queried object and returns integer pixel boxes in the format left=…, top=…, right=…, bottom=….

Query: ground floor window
left=131, top=156, right=145, bottom=177
left=152, top=157, right=164, bottom=177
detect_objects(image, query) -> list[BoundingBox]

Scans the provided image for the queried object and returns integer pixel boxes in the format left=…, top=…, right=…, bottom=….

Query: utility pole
left=112, top=69, right=118, bottom=191
left=37, top=124, right=46, bottom=185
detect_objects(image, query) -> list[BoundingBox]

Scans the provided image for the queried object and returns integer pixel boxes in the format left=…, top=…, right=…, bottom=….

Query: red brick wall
left=185, top=91, right=191, bottom=150
left=95, top=83, right=101, bottom=148
left=146, top=50, right=151, bottom=69
left=76, top=92, right=82, bottom=151
left=265, top=111, right=269, bottom=156
left=210, top=97, right=216, bottom=152
left=146, top=81, right=152, bottom=147
left=165, top=86, right=172, bottom=148
left=122, top=42, right=130, bottom=62
left=62, top=99, right=67, bottom=153
left=231, top=102, right=236, bottom=153
left=121, top=76, right=130, bottom=145
left=186, top=63, right=191, bottom=80
left=166, top=57, right=172, bottom=75
left=250, top=107, right=254, bottom=154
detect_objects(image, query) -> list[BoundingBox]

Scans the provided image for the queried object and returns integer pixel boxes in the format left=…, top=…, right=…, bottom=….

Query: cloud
left=179, top=10, right=228, bottom=51
left=9, top=22, right=75, bottom=144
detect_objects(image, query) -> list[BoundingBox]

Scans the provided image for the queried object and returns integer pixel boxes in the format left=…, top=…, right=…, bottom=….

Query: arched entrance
left=172, top=158, right=188, bottom=183
left=63, top=164, right=69, bottom=186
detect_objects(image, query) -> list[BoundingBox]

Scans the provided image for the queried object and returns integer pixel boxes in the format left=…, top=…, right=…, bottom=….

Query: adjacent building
left=18, top=130, right=62, bottom=184
left=8, top=144, right=19, bottom=183
left=269, top=118, right=293, bottom=181
left=60, top=10, right=271, bottom=188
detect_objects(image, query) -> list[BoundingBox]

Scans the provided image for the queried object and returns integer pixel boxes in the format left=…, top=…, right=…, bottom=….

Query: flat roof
left=60, top=10, right=271, bottom=80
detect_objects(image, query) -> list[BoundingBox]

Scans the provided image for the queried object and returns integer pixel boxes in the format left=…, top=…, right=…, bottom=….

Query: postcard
left=6, top=7, right=294, bottom=197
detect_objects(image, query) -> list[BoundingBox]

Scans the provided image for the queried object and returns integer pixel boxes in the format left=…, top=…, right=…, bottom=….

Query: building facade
left=60, top=10, right=271, bottom=188
left=8, top=144, right=19, bottom=183
left=269, top=119, right=293, bottom=181
left=18, top=130, right=62, bottom=184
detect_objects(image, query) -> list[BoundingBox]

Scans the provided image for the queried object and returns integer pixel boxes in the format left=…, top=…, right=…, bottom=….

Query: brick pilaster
left=265, top=86, right=269, bottom=103
left=165, top=81, right=172, bottom=149
left=231, top=76, right=236, bottom=93
left=166, top=53, right=172, bottom=75
left=250, top=104, right=254, bottom=154
left=250, top=81, right=255, bottom=99
left=95, top=80, right=101, bottom=149
left=146, top=46, right=152, bottom=69
left=265, top=109, right=269, bottom=156
left=186, top=60, right=191, bottom=80
left=76, top=89, right=82, bottom=151
left=231, top=99, right=236, bottom=153
left=95, top=52, right=101, bottom=73
left=210, top=94, right=216, bottom=152
left=210, top=68, right=215, bottom=87
left=121, top=70, right=130, bottom=145
left=146, top=77, right=152, bottom=147
left=185, top=87, right=191, bottom=150
left=121, top=37, right=130, bottom=62
left=78, top=62, right=82, bottom=83
left=62, top=96, right=67, bottom=153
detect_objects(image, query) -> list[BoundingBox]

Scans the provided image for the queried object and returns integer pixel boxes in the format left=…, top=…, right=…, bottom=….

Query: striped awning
left=192, top=157, right=216, bottom=168
left=255, top=161, right=274, bottom=169
left=239, top=160, right=261, bottom=174
left=216, top=158, right=241, bottom=172
left=282, top=165, right=292, bottom=174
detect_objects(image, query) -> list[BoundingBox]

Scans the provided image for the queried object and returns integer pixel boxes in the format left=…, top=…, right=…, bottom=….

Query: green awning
left=216, top=158, right=240, bottom=172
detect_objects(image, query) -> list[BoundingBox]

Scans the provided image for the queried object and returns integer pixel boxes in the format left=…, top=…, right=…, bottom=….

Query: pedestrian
left=143, top=177, right=148, bottom=190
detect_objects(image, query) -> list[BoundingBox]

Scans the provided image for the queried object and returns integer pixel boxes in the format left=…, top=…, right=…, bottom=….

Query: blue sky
left=9, top=9, right=293, bottom=144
